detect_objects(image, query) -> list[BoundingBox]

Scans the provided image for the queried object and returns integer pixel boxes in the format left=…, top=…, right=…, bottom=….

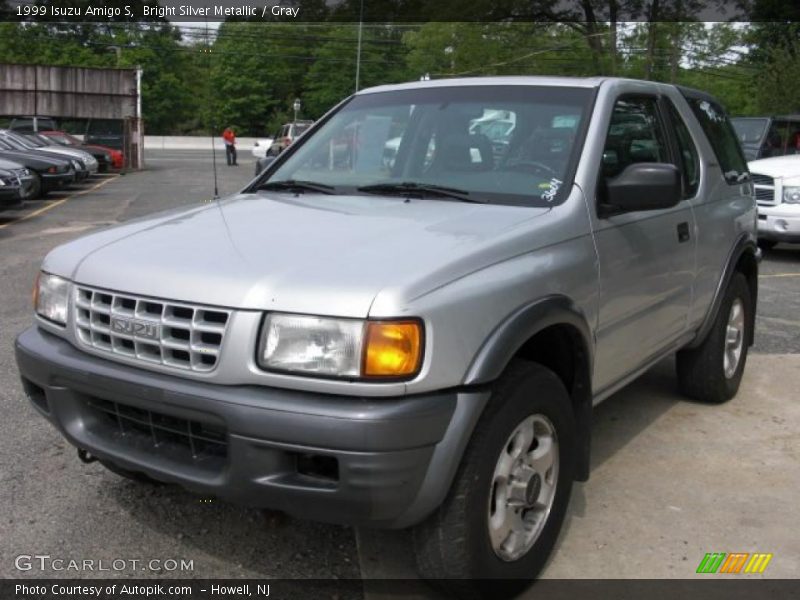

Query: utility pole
left=355, top=0, right=364, bottom=92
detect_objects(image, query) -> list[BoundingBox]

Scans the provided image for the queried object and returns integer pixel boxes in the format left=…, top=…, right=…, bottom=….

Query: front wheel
left=29, top=172, right=43, bottom=199
left=412, top=360, right=575, bottom=596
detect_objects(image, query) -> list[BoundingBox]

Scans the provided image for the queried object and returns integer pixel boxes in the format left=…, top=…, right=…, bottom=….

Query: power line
left=80, top=40, right=409, bottom=65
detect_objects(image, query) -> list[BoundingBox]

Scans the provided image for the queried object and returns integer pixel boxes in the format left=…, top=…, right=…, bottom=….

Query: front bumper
left=41, top=171, right=74, bottom=190
left=0, top=186, right=23, bottom=207
left=15, top=326, right=487, bottom=528
left=757, top=209, right=800, bottom=243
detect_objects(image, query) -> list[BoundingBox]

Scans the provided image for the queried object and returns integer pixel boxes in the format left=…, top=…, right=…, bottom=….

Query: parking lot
left=1, top=150, right=798, bottom=587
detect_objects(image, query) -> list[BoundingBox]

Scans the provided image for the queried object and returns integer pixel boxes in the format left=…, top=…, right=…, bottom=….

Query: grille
left=750, top=173, right=773, bottom=186
left=750, top=173, right=776, bottom=204
left=85, top=396, right=227, bottom=466
left=74, top=286, right=230, bottom=372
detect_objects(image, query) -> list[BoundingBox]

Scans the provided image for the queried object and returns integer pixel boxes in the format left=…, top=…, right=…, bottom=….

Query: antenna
left=204, top=14, right=219, bottom=200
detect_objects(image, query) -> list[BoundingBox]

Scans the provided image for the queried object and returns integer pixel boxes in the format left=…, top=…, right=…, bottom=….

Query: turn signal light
left=32, top=271, right=40, bottom=309
left=363, top=320, right=423, bottom=378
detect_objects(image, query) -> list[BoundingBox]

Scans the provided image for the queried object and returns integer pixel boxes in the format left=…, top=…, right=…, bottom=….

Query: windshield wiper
left=257, top=179, right=336, bottom=195
left=357, top=181, right=487, bottom=204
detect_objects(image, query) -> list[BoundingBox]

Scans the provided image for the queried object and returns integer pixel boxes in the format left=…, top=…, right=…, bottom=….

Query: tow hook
left=77, top=448, right=98, bottom=464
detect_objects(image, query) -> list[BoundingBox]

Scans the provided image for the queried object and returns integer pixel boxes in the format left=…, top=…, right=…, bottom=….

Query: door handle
left=677, top=221, right=690, bottom=243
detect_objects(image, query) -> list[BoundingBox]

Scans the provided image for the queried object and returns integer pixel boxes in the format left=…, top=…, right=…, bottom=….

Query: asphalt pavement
left=0, top=150, right=797, bottom=589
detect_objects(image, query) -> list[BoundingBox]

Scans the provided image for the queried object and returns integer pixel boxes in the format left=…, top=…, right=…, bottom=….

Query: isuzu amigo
left=16, top=77, right=758, bottom=592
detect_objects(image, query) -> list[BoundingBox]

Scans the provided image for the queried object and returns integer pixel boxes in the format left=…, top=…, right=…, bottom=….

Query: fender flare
left=687, top=233, right=759, bottom=349
left=463, top=295, right=595, bottom=481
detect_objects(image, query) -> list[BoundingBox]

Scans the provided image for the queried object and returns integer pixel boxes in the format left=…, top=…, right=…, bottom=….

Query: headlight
left=783, top=186, right=800, bottom=204
left=259, top=313, right=423, bottom=379
left=33, top=272, right=69, bottom=325
left=71, top=160, right=81, bottom=170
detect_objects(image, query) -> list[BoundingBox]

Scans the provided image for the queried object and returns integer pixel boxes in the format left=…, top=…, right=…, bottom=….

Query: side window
left=686, top=97, right=748, bottom=183
left=602, top=96, right=669, bottom=179
left=665, top=101, right=700, bottom=197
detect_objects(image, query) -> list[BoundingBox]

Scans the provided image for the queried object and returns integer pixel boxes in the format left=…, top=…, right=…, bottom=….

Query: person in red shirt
left=222, top=126, right=238, bottom=166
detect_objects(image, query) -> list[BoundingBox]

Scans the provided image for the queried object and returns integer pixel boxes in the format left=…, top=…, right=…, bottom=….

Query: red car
left=39, top=130, right=124, bottom=170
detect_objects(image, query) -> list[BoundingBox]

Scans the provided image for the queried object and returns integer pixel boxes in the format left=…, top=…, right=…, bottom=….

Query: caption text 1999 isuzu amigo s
left=16, top=76, right=758, bottom=594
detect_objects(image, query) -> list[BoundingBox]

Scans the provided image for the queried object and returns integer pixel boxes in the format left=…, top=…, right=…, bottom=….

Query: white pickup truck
left=748, top=155, right=800, bottom=248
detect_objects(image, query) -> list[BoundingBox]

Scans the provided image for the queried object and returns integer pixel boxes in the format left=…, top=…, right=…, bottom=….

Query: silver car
left=0, top=130, right=98, bottom=178
left=16, top=77, right=758, bottom=591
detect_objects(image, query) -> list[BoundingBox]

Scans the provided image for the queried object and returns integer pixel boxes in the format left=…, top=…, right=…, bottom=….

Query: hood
left=0, top=149, right=70, bottom=168
left=46, top=193, right=550, bottom=317
left=0, top=157, right=25, bottom=170
left=748, top=155, right=800, bottom=178
left=33, top=146, right=93, bottom=162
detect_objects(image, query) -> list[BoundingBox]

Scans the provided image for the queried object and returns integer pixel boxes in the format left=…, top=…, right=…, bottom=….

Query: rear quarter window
left=686, top=97, right=748, bottom=184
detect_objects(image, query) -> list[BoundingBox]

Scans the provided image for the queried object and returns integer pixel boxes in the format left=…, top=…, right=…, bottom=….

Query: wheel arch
left=688, top=234, right=759, bottom=349
left=463, top=295, right=594, bottom=481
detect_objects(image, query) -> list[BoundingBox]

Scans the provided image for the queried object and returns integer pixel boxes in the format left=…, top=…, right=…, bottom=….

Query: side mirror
left=599, top=162, right=681, bottom=218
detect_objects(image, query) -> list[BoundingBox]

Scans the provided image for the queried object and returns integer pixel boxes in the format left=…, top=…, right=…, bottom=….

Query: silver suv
left=16, top=77, right=758, bottom=591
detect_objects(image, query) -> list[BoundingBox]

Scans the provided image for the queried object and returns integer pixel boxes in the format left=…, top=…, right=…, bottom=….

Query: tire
left=29, top=171, right=43, bottom=199
left=676, top=272, right=752, bottom=403
left=757, top=239, right=777, bottom=251
left=412, top=360, right=575, bottom=597
left=99, top=459, right=163, bottom=485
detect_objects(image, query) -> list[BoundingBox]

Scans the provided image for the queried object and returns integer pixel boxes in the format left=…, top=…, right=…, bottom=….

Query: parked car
left=0, top=137, right=74, bottom=198
left=0, top=168, right=24, bottom=209
left=747, top=154, right=800, bottom=248
left=16, top=77, right=758, bottom=594
left=0, top=157, right=35, bottom=205
left=42, top=130, right=124, bottom=170
left=0, top=159, right=34, bottom=208
left=36, top=131, right=117, bottom=172
left=0, top=130, right=93, bottom=181
left=84, top=119, right=124, bottom=151
left=9, top=116, right=58, bottom=133
left=251, top=138, right=274, bottom=159
left=10, top=131, right=99, bottom=178
left=266, top=120, right=313, bottom=156
left=731, top=115, right=800, bottom=161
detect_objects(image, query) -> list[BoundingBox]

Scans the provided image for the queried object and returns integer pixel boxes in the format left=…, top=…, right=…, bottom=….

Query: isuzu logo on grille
left=110, top=316, right=161, bottom=341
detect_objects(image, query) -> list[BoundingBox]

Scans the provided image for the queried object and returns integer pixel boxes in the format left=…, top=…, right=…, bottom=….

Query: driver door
left=591, top=95, right=696, bottom=394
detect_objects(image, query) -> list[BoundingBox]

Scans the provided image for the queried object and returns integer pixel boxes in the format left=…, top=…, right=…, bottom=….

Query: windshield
left=1, top=132, right=35, bottom=150
left=33, top=134, right=55, bottom=146
left=2, top=132, right=39, bottom=150
left=261, top=85, right=593, bottom=206
left=294, top=123, right=311, bottom=136
left=732, top=118, right=769, bottom=144
left=24, top=134, right=48, bottom=147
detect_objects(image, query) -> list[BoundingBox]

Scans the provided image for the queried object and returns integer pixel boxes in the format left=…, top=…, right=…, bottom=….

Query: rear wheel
left=413, top=360, right=575, bottom=597
left=677, top=272, right=752, bottom=403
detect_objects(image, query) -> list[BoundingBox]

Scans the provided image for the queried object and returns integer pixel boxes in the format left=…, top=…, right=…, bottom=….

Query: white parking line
left=0, top=175, right=120, bottom=231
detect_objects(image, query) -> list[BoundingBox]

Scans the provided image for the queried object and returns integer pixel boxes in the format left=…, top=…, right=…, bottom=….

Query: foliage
left=1, top=12, right=799, bottom=135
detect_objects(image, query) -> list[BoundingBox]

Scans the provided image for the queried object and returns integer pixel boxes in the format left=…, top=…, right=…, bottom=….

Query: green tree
left=302, top=25, right=411, bottom=117
left=0, top=17, right=202, bottom=134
